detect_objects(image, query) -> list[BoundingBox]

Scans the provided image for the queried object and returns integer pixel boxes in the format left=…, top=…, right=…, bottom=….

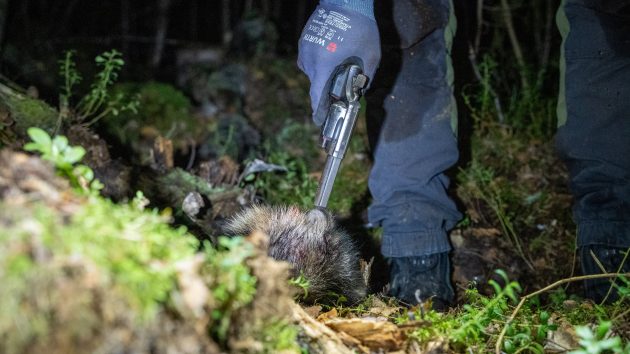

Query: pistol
left=314, top=64, right=368, bottom=209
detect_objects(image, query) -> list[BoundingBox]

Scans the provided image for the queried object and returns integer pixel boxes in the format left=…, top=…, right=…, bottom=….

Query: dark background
left=0, top=0, right=561, bottom=107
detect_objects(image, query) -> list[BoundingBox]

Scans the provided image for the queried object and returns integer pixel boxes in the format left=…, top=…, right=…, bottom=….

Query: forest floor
left=0, top=50, right=628, bottom=353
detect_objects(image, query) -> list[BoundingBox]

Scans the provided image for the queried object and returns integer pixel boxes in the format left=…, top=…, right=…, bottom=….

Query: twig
left=613, top=307, right=630, bottom=322
left=495, top=273, right=630, bottom=354
left=563, top=247, right=578, bottom=291
left=185, top=141, right=197, bottom=171
left=601, top=247, right=630, bottom=304
left=0, top=82, right=26, bottom=98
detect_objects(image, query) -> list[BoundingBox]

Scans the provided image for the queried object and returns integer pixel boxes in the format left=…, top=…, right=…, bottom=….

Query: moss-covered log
left=0, top=149, right=300, bottom=354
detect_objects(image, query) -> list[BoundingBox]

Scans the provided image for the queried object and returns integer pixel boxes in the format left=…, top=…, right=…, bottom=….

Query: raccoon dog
left=224, top=205, right=367, bottom=304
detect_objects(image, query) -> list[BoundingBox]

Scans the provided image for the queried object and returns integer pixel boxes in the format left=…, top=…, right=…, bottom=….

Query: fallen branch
left=495, top=272, right=630, bottom=354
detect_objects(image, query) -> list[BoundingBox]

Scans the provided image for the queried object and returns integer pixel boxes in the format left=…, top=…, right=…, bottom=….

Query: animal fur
left=224, top=205, right=367, bottom=304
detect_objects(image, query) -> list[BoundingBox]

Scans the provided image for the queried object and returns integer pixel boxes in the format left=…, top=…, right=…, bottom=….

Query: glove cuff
left=321, top=0, right=375, bottom=21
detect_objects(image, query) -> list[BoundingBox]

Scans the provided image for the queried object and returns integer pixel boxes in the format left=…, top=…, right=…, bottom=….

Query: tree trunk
left=121, top=0, right=130, bottom=55
left=271, top=0, right=282, bottom=21
left=261, top=0, right=270, bottom=18
left=189, top=0, right=198, bottom=40
left=244, top=0, right=253, bottom=14
left=499, top=0, right=529, bottom=90
left=540, top=0, right=554, bottom=74
left=0, top=0, right=9, bottom=53
left=295, top=0, right=307, bottom=40
left=221, top=0, right=232, bottom=46
left=150, top=0, right=171, bottom=68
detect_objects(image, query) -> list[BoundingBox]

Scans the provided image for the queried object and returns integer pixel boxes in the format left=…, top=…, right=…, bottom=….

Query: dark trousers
left=366, top=0, right=460, bottom=257
left=368, top=0, right=630, bottom=258
left=556, top=0, right=630, bottom=249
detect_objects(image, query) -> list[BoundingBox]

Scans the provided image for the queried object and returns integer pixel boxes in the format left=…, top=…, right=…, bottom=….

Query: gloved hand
left=297, top=2, right=381, bottom=126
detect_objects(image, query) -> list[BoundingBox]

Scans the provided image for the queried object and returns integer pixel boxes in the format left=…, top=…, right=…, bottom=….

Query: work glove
left=297, top=2, right=381, bottom=126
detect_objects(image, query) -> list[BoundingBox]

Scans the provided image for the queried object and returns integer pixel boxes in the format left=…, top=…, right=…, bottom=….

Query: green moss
left=260, top=319, right=300, bottom=352
left=162, top=167, right=222, bottom=195
left=104, top=82, right=195, bottom=146
left=0, top=92, right=58, bottom=135
left=0, top=195, right=198, bottom=318
left=0, top=195, right=196, bottom=353
left=0, top=187, right=278, bottom=353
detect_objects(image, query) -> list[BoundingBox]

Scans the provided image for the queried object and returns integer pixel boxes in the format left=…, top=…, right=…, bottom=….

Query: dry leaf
left=303, top=305, right=322, bottom=318
left=317, top=308, right=338, bottom=322
left=324, top=317, right=406, bottom=351
left=336, top=331, right=370, bottom=353
left=545, top=321, right=579, bottom=353
left=367, top=306, right=401, bottom=318
left=470, top=227, right=501, bottom=238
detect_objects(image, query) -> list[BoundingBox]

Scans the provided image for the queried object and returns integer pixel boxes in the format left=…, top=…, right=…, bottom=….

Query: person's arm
left=297, top=0, right=380, bottom=125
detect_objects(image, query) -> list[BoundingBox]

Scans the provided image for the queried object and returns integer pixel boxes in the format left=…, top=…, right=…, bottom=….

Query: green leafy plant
left=501, top=309, right=558, bottom=354
left=58, top=49, right=138, bottom=125
left=289, top=272, right=311, bottom=300
left=458, top=162, right=534, bottom=270
left=452, top=270, right=522, bottom=346
left=570, top=321, right=630, bottom=354
left=24, top=127, right=103, bottom=192
left=203, top=237, right=257, bottom=343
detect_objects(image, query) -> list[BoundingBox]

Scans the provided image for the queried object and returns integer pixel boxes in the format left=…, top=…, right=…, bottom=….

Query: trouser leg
left=556, top=0, right=630, bottom=299
left=366, top=0, right=461, bottom=257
